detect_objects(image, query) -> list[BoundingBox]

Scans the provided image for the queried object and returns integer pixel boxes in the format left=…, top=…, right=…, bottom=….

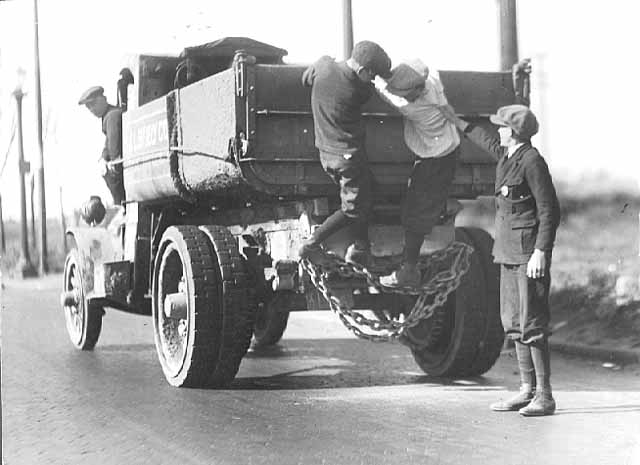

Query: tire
left=252, top=291, right=292, bottom=348
left=62, top=249, right=103, bottom=350
left=410, top=228, right=488, bottom=377
left=199, top=224, right=255, bottom=385
left=459, top=227, right=504, bottom=376
left=152, top=225, right=253, bottom=388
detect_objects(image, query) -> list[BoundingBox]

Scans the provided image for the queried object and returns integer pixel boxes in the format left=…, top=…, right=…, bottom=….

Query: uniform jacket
left=463, top=124, right=561, bottom=264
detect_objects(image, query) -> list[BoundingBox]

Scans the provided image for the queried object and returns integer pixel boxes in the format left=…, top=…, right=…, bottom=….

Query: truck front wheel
left=61, top=249, right=103, bottom=350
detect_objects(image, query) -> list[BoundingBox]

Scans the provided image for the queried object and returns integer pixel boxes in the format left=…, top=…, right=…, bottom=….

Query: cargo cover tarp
left=181, top=37, right=288, bottom=60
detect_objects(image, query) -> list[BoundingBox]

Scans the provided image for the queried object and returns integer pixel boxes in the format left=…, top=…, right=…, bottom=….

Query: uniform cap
left=490, top=104, right=539, bottom=139
left=351, top=41, right=392, bottom=78
left=78, top=86, right=104, bottom=105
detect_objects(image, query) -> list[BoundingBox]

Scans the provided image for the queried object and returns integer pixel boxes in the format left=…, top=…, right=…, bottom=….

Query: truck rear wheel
left=152, top=225, right=253, bottom=388
left=410, top=227, right=500, bottom=377
left=199, top=225, right=255, bottom=384
left=252, top=291, right=292, bottom=348
left=62, top=249, right=103, bottom=350
left=460, top=227, right=504, bottom=376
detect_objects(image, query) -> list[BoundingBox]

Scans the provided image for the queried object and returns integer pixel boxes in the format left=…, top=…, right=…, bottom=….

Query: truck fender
left=65, top=227, right=123, bottom=298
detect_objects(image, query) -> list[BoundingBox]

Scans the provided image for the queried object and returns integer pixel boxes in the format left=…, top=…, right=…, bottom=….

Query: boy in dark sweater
left=299, top=41, right=391, bottom=267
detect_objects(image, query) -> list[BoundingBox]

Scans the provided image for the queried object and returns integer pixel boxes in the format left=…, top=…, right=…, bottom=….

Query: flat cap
left=386, top=62, right=427, bottom=97
left=352, top=41, right=392, bottom=79
left=78, top=86, right=104, bottom=105
left=490, top=104, right=539, bottom=139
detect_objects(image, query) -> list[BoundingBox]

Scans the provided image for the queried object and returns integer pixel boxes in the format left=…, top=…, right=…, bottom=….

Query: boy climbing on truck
left=298, top=41, right=392, bottom=267
left=374, top=59, right=461, bottom=288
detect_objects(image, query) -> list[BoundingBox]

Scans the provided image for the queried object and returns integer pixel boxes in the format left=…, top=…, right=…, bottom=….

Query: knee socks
left=311, top=210, right=369, bottom=245
left=515, top=341, right=535, bottom=389
left=403, top=230, right=425, bottom=267
left=530, top=338, right=552, bottom=393
left=351, top=215, right=369, bottom=246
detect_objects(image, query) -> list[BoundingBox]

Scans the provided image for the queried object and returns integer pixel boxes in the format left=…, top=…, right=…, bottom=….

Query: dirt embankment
left=459, top=193, right=640, bottom=352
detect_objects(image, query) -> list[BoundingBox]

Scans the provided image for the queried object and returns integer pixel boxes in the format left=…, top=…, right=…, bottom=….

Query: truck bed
left=122, top=62, right=514, bottom=204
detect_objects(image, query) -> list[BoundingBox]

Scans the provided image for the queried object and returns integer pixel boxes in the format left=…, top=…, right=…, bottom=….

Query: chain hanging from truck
left=300, top=241, right=473, bottom=347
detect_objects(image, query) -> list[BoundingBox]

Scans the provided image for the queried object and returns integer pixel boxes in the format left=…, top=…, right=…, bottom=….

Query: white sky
left=0, top=0, right=639, bottom=218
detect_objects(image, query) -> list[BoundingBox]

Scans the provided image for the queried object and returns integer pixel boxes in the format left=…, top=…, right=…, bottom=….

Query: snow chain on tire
left=300, top=241, right=473, bottom=347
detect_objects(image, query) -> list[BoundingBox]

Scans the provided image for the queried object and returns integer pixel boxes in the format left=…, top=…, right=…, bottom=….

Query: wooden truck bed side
left=122, top=61, right=514, bottom=203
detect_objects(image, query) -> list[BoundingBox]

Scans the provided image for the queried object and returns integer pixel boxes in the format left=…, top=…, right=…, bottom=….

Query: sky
left=0, top=0, right=639, bottom=219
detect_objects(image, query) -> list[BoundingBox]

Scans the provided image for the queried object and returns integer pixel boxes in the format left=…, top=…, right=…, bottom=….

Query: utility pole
left=59, top=186, right=67, bottom=254
left=498, top=0, right=519, bottom=70
left=0, top=194, right=5, bottom=254
left=498, top=0, right=519, bottom=353
left=33, top=0, right=48, bottom=274
left=342, top=0, right=353, bottom=60
left=13, top=75, right=37, bottom=278
left=30, top=173, right=36, bottom=251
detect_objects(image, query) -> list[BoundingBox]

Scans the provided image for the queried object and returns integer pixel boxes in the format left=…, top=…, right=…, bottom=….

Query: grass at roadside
left=0, top=218, right=67, bottom=275
left=546, top=194, right=640, bottom=350
left=460, top=192, right=640, bottom=351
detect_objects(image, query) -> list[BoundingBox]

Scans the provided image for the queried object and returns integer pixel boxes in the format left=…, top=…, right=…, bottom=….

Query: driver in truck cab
left=439, top=103, right=561, bottom=417
left=298, top=40, right=392, bottom=267
left=78, top=85, right=125, bottom=206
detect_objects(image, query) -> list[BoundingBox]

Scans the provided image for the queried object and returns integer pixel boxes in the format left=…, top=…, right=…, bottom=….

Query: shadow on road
left=76, top=338, right=639, bottom=393
left=231, top=371, right=502, bottom=391
left=233, top=338, right=505, bottom=391
left=554, top=405, right=640, bottom=415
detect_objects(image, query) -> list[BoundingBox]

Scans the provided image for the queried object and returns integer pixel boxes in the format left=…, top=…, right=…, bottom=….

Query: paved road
left=2, top=275, right=640, bottom=465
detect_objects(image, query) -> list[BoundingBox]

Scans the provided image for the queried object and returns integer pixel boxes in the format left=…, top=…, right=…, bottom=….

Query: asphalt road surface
left=2, top=275, right=640, bottom=465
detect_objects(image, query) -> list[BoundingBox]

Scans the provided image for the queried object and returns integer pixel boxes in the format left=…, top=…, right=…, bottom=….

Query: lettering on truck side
left=132, top=118, right=168, bottom=153
left=124, top=109, right=169, bottom=156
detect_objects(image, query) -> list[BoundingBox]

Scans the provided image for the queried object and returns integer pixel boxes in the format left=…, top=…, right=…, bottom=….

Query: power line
left=0, top=113, right=17, bottom=180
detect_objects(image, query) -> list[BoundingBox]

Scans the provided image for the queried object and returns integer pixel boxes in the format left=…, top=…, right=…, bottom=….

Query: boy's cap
left=404, top=58, right=429, bottom=78
left=490, top=104, right=539, bottom=139
left=352, top=41, right=392, bottom=78
left=78, top=86, right=104, bottom=105
left=386, top=62, right=428, bottom=97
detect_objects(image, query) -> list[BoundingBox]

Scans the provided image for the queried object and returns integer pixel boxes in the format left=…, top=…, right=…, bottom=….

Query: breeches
left=500, top=262, right=551, bottom=344
left=401, top=147, right=458, bottom=234
left=320, top=150, right=373, bottom=220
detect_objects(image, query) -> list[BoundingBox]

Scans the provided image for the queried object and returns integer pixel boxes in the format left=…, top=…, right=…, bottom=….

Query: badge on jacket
left=500, top=185, right=509, bottom=197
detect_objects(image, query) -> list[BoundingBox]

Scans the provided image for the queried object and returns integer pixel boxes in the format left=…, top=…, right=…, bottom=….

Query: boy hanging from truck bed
left=298, top=41, right=392, bottom=267
left=374, top=59, right=461, bottom=288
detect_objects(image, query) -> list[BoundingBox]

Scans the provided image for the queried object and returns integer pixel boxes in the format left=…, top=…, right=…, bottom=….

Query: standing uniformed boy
left=78, top=86, right=125, bottom=206
left=299, top=41, right=392, bottom=267
left=439, top=104, right=561, bottom=416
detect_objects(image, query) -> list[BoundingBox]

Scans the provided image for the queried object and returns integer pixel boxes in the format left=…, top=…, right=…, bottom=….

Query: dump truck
left=61, top=37, right=528, bottom=388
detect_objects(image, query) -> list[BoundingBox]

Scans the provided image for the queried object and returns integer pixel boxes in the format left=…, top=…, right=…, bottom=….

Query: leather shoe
left=379, top=264, right=421, bottom=289
left=490, top=386, right=535, bottom=412
left=344, top=242, right=371, bottom=268
left=298, top=240, right=329, bottom=264
left=519, top=391, right=556, bottom=416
